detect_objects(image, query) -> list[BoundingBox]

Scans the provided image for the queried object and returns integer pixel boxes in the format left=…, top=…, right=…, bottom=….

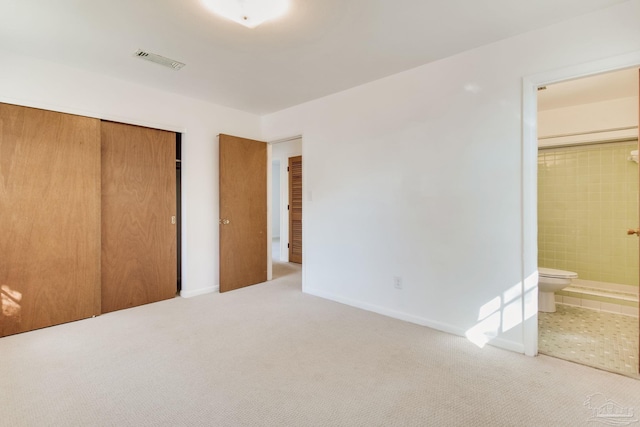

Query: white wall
left=271, top=138, right=303, bottom=261
left=262, top=1, right=640, bottom=353
left=539, top=96, right=638, bottom=147
left=0, top=48, right=262, bottom=298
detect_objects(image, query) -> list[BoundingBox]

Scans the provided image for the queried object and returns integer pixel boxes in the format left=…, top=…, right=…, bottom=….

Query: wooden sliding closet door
left=101, top=121, right=176, bottom=313
left=0, top=103, right=101, bottom=337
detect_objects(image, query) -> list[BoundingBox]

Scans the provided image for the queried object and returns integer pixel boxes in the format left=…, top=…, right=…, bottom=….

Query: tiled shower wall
left=538, top=141, right=639, bottom=286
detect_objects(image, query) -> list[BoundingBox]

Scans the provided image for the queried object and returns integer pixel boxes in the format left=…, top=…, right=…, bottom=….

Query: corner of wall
left=180, top=285, right=219, bottom=298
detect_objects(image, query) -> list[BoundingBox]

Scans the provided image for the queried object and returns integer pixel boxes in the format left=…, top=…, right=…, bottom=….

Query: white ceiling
left=538, top=67, right=639, bottom=111
left=0, top=0, right=630, bottom=115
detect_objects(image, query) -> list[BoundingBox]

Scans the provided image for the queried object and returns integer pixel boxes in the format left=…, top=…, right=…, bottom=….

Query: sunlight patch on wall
left=466, top=296, right=501, bottom=348
left=502, top=283, right=523, bottom=333
left=465, top=277, right=537, bottom=349
left=524, top=271, right=539, bottom=321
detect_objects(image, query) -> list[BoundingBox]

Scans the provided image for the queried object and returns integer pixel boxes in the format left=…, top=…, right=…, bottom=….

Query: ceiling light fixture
left=202, top=0, right=290, bottom=29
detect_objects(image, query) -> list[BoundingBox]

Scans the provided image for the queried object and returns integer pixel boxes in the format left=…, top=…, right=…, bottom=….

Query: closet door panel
left=101, top=121, right=176, bottom=313
left=0, top=103, right=101, bottom=337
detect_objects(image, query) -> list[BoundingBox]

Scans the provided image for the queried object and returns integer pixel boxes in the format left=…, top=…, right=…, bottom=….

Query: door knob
left=627, top=228, right=640, bottom=236
left=219, top=219, right=230, bottom=225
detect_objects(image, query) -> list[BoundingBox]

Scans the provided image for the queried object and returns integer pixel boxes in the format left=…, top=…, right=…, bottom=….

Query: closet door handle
left=626, top=228, right=640, bottom=236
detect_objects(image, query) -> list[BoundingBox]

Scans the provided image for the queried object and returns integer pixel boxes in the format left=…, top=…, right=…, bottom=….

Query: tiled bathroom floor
left=538, top=304, right=639, bottom=378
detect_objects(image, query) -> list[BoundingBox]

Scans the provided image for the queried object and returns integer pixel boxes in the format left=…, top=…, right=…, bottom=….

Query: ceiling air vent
left=134, top=49, right=185, bottom=71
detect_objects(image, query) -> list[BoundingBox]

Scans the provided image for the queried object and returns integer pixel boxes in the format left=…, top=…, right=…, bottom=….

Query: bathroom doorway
left=535, top=68, right=639, bottom=377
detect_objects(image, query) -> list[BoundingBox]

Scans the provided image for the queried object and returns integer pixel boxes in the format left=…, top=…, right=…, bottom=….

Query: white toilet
left=538, top=267, right=578, bottom=313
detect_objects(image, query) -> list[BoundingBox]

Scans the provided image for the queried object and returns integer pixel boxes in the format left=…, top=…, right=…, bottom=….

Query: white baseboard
left=180, top=285, right=219, bottom=298
left=303, top=287, right=525, bottom=354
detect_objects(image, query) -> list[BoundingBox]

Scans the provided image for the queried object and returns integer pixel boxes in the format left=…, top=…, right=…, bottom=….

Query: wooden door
left=0, top=103, right=101, bottom=336
left=288, top=156, right=302, bottom=264
left=219, top=134, right=267, bottom=292
left=101, top=121, right=177, bottom=313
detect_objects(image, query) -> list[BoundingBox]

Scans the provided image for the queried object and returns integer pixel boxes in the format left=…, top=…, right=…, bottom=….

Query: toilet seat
left=539, top=267, right=578, bottom=279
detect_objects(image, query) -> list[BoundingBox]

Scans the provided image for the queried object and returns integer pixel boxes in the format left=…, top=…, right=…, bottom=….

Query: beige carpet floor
left=1, top=262, right=640, bottom=426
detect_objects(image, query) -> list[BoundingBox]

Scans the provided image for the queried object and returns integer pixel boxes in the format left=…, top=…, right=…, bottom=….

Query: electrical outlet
left=393, top=276, right=402, bottom=290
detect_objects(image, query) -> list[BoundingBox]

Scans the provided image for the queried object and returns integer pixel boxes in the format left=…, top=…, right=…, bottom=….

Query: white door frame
left=521, top=50, right=640, bottom=356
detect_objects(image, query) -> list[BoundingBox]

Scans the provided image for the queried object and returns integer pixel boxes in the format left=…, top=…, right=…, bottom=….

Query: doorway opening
left=269, top=137, right=302, bottom=280
left=524, top=59, right=640, bottom=376
left=272, top=159, right=282, bottom=261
